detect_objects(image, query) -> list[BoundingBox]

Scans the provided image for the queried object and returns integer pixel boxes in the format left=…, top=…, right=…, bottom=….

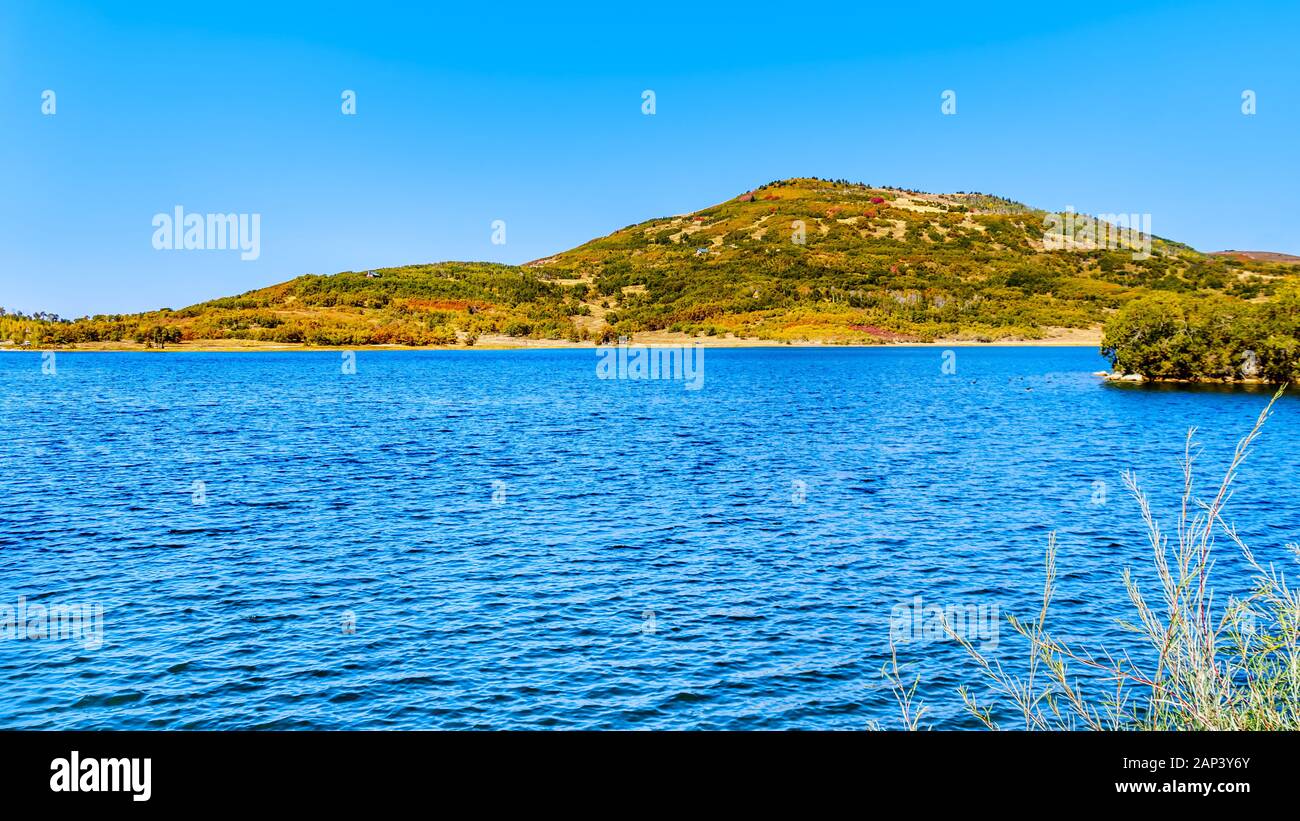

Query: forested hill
left=4, top=177, right=1298, bottom=379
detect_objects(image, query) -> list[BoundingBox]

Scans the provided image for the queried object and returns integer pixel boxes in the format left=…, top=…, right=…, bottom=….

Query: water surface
left=1, top=347, right=1295, bottom=729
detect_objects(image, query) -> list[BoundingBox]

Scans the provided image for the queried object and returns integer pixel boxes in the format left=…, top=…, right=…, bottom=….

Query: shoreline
left=1, top=328, right=1104, bottom=353
left=1099, top=371, right=1282, bottom=386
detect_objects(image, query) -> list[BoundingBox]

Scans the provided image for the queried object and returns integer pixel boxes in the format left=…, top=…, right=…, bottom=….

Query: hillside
left=1209, top=250, right=1300, bottom=265
left=5, top=177, right=1299, bottom=351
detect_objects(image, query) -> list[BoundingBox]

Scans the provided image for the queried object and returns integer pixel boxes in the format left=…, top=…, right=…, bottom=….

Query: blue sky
left=2, top=0, right=1298, bottom=317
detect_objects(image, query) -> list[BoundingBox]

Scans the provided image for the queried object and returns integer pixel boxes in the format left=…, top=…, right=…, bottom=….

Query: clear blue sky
left=3, top=0, right=1298, bottom=318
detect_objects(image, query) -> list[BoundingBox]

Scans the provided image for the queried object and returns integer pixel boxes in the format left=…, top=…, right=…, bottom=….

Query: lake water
left=0, top=347, right=1296, bottom=729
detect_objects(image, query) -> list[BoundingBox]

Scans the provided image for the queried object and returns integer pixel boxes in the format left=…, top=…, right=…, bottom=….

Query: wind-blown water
left=0, top=347, right=1295, bottom=729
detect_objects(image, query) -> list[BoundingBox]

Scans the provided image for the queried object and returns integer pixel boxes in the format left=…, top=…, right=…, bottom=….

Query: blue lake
left=0, top=347, right=1296, bottom=729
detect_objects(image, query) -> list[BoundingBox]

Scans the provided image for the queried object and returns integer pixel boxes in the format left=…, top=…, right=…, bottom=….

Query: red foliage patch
left=403, top=299, right=481, bottom=311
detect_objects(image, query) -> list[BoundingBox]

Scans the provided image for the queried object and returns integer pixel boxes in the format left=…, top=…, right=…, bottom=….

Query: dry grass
left=902, top=386, right=1299, bottom=729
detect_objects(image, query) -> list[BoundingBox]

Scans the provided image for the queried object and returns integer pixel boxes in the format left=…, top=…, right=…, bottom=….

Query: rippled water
left=0, top=347, right=1296, bottom=729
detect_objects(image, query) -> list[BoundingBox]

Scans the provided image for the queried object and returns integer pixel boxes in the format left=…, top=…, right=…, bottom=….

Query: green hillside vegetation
left=4, top=263, right=579, bottom=347
left=4, top=178, right=1298, bottom=376
left=533, top=177, right=1284, bottom=344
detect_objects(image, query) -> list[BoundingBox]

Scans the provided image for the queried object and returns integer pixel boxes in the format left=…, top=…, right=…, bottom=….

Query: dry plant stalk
left=908, top=386, right=1298, bottom=730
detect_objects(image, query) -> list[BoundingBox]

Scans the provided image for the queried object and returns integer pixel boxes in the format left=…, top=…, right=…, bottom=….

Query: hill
left=4, top=178, right=1299, bottom=357
left=1208, top=250, right=1300, bottom=265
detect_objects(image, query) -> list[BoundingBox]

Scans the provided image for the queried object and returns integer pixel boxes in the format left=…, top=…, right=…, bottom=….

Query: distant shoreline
left=1, top=327, right=1104, bottom=353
